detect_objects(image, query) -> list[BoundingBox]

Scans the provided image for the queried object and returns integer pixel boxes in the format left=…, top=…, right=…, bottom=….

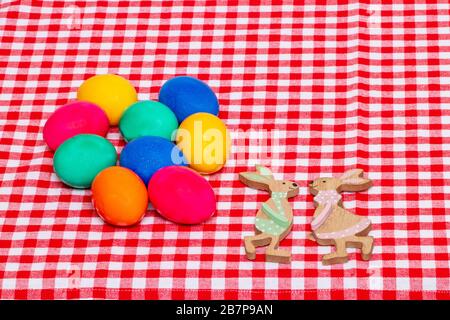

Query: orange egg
left=91, top=166, right=148, bottom=227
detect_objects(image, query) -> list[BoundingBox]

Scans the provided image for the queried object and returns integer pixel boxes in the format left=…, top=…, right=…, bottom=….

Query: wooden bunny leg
left=322, top=238, right=348, bottom=265
left=265, top=236, right=291, bottom=264
left=346, top=235, right=374, bottom=261
left=244, top=233, right=272, bottom=260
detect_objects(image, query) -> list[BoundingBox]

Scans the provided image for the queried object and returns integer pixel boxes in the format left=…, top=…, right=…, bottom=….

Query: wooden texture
left=239, top=165, right=299, bottom=263
left=309, top=169, right=374, bottom=265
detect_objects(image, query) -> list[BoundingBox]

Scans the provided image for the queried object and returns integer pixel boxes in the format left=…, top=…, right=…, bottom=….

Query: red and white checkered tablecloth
left=1, top=0, right=450, bottom=300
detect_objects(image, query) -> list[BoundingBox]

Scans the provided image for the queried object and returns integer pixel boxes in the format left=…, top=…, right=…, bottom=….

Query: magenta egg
left=148, top=166, right=216, bottom=224
left=43, top=101, right=109, bottom=151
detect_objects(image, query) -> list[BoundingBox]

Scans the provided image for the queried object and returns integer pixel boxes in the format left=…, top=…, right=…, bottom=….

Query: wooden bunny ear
left=340, top=169, right=364, bottom=180
left=239, top=172, right=271, bottom=192
left=255, top=165, right=274, bottom=178
left=339, top=169, right=372, bottom=192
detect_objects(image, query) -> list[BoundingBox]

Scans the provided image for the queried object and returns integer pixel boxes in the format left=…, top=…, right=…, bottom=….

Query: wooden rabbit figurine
left=239, top=165, right=299, bottom=263
left=309, top=169, right=374, bottom=265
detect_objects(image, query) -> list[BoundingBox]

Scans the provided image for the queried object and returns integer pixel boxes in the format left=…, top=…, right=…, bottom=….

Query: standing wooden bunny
left=309, top=169, right=374, bottom=265
left=239, top=165, right=299, bottom=263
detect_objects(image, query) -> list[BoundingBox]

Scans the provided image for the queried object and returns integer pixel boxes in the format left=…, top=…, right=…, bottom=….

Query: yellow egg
left=77, top=74, right=137, bottom=125
left=176, top=112, right=230, bottom=174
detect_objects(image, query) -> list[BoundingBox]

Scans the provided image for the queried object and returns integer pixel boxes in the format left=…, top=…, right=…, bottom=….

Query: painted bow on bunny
left=309, top=169, right=374, bottom=265
left=239, top=165, right=299, bottom=263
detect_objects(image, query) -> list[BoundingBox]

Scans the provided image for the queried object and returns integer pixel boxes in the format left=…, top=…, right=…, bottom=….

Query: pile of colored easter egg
left=44, top=74, right=230, bottom=227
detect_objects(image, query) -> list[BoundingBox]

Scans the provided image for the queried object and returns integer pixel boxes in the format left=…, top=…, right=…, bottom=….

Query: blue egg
left=159, top=76, right=219, bottom=122
left=119, top=136, right=188, bottom=185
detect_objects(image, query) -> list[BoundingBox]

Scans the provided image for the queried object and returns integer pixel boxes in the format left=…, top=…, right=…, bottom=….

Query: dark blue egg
left=158, top=76, right=219, bottom=122
left=119, top=136, right=188, bottom=185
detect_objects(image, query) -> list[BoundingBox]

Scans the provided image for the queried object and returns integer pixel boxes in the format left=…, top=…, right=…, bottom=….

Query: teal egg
left=53, top=134, right=117, bottom=188
left=119, top=100, right=178, bottom=142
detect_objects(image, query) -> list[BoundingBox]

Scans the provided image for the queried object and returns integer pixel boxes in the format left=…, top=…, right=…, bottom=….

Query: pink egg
left=148, top=166, right=216, bottom=224
left=43, top=101, right=109, bottom=150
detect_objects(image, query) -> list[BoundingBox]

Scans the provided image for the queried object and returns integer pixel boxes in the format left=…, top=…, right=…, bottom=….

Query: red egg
left=43, top=101, right=109, bottom=150
left=148, top=166, right=216, bottom=224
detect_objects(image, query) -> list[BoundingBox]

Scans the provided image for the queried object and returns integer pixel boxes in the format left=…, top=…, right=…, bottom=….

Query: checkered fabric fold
left=1, top=1, right=449, bottom=299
